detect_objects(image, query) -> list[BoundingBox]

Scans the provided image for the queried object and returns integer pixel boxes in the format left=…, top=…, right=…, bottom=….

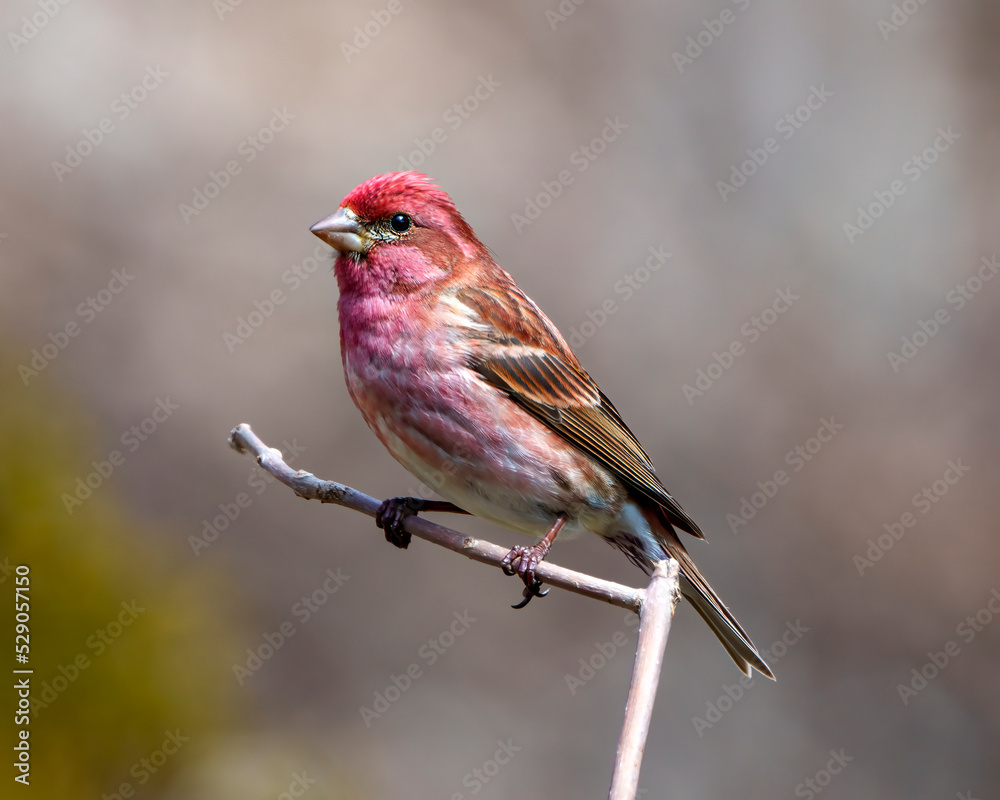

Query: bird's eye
left=389, top=213, right=411, bottom=233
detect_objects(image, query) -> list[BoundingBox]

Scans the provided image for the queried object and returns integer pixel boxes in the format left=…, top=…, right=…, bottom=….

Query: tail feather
left=638, top=505, right=775, bottom=680
left=679, top=572, right=774, bottom=679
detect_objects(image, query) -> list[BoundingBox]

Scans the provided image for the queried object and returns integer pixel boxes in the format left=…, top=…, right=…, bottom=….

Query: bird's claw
left=511, top=579, right=549, bottom=609
left=376, top=497, right=425, bottom=549
left=501, top=545, right=549, bottom=609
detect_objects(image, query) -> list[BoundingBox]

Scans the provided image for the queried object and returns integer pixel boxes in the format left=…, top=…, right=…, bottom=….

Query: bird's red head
left=341, top=172, right=459, bottom=227
left=310, top=172, right=487, bottom=295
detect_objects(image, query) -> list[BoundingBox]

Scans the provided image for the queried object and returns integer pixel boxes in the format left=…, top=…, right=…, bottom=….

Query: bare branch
left=609, top=559, right=680, bottom=800
left=229, top=423, right=681, bottom=798
left=228, top=423, right=643, bottom=613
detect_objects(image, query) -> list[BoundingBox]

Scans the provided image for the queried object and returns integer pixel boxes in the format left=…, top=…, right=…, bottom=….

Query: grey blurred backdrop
left=2, top=1, right=999, bottom=798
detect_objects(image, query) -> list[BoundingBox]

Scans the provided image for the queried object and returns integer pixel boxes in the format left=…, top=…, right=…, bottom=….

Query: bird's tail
left=635, top=506, right=775, bottom=680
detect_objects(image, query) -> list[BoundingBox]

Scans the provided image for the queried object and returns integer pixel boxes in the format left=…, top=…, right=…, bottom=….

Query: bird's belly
left=345, top=350, right=626, bottom=539
left=379, top=427, right=567, bottom=538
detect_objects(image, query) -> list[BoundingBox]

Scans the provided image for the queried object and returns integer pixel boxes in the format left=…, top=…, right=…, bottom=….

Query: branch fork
left=229, top=423, right=680, bottom=800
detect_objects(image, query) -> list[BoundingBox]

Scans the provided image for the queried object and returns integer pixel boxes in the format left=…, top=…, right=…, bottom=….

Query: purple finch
left=311, top=172, right=773, bottom=678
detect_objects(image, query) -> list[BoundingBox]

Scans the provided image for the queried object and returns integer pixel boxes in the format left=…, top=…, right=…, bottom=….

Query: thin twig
left=608, top=559, right=680, bottom=800
left=228, top=423, right=643, bottom=612
left=229, top=422, right=680, bottom=799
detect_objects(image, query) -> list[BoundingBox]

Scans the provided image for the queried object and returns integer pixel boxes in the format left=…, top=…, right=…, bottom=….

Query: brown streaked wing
left=454, top=281, right=578, bottom=364
left=456, top=285, right=705, bottom=539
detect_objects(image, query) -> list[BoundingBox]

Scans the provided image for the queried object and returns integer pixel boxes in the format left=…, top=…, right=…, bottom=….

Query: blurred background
left=2, top=1, right=998, bottom=797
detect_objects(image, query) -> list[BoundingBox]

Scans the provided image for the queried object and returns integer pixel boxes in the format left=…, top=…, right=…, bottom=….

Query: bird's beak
left=310, top=207, right=365, bottom=253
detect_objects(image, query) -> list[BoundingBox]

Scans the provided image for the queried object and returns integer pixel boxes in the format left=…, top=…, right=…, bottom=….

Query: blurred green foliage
left=0, top=353, right=242, bottom=797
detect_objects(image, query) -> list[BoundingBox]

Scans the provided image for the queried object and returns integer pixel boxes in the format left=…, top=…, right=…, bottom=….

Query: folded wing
left=455, top=283, right=705, bottom=540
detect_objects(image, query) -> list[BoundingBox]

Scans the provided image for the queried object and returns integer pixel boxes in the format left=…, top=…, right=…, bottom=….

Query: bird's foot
left=501, top=542, right=551, bottom=609
left=375, top=498, right=470, bottom=549
left=375, top=497, right=426, bottom=549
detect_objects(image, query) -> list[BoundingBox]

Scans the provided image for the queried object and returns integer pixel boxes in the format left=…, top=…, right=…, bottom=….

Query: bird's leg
left=501, top=514, right=569, bottom=609
left=375, top=497, right=470, bottom=549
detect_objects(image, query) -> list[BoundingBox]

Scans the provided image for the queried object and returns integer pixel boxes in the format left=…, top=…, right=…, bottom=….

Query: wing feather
left=455, top=284, right=705, bottom=539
